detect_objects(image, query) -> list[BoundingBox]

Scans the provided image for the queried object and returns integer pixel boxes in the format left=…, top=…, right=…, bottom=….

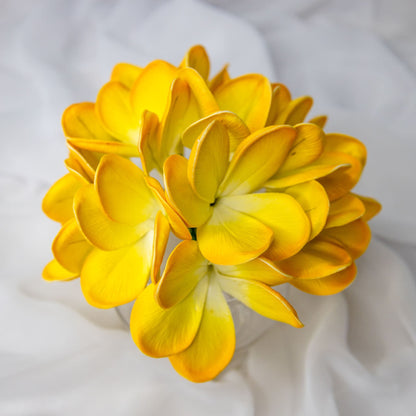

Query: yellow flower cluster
left=42, top=45, right=381, bottom=382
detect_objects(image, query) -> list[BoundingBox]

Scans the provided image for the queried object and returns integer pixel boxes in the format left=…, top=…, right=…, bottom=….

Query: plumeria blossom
left=131, top=239, right=301, bottom=383
left=42, top=44, right=381, bottom=383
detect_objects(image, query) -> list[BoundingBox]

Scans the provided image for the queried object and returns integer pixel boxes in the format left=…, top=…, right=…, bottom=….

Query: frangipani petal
left=137, top=110, right=160, bottom=175
left=163, top=155, right=212, bottom=227
left=66, top=143, right=97, bottom=182
left=110, top=63, right=142, bottom=89
left=81, top=232, right=153, bottom=308
left=131, top=279, right=208, bottom=358
left=276, top=238, right=352, bottom=279
left=169, top=279, right=235, bottom=383
left=321, top=219, right=371, bottom=259
left=157, top=240, right=209, bottom=308
left=52, top=219, right=93, bottom=273
left=217, top=276, right=303, bottom=327
left=96, top=82, right=140, bottom=143
left=219, top=125, right=297, bottom=196
left=308, top=115, right=327, bottom=129
left=182, top=111, right=250, bottom=152
left=291, top=263, right=357, bottom=296
left=215, top=257, right=291, bottom=286
left=276, top=96, right=313, bottom=125
left=318, top=152, right=363, bottom=201
left=151, top=212, right=171, bottom=284
left=283, top=181, right=329, bottom=240
left=223, top=193, right=310, bottom=262
left=74, top=185, right=147, bottom=251
left=214, top=74, right=272, bottom=132
left=326, top=193, right=365, bottom=228
left=325, top=133, right=367, bottom=168
left=95, top=154, right=160, bottom=225
left=266, top=83, right=291, bottom=125
left=42, top=259, right=78, bottom=282
left=130, top=60, right=178, bottom=120
left=197, top=201, right=273, bottom=265
left=180, top=45, right=210, bottom=80
left=145, top=176, right=192, bottom=240
left=209, top=64, right=230, bottom=92
left=266, top=157, right=350, bottom=189
left=42, top=173, right=86, bottom=223
left=62, top=102, right=114, bottom=141
left=353, top=194, right=382, bottom=221
left=279, top=123, right=324, bottom=172
left=188, top=120, right=229, bottom=203
left=66, top=138, right=139, bottom=157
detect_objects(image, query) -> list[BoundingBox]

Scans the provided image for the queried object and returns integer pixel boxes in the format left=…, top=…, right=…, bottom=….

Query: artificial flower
left=131, top=239, right=301, bottom=383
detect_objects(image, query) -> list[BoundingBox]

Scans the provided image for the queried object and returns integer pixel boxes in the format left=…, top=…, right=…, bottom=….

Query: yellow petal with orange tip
left=197, top=201, right=273, bottom=266
left=308, top=115, right=328, bottom=129
left=42, top=173, right=86, bottom=223
left=275, top=238, right=352, bottom=279
left=283, top=180, right=329, bottom=240
left=279, top=123, right=324, bottom=173
left=217, top=275, right=303, bottom=327
left=266, top=153, right=350, bottom=189
left=110, top=63, right=142, bottom=89
left=131, top=279, right=208, bottom=358
left=188, top=120, right=229, bottom=203
left=130, top=59, right=178, bottom=120
left=169, top=278, right=235, bottom=383
left=266, top=83, right=291, bottom=125
left=215, top=257, right=291, bottom=286
left=291, top=263, right=357, bottom=296
left=163, top=154, right=212, bottom=227
left=219, top=125, right=297, bottom=196
left=96, top=82, right=140, bottom=144
left=222, top=192, right=310, bottom=262
left=95, top=154, right=160, bottom=225
left=325, top=133, right=367, bottom=168
left=182, top=111, right=250, bottom=152
left=42, top=259, right=78, bottom=282
left=52, top=218, right=93, bottom=273
left=145, top=176, right=191, bottom=240
left=66, top=137, right=139, bottom=157
left=318, top=151, right=363, bottom=201
left=62, top=102, right=115, bottom=141
left=80, top=232, right=153, bottom=308
left=74, top=185, right=148, bottom=251
left=321, top=219, right=371, bottom=259
left=353, top=194, right=382, bottom=221
left=151, top=212, right=171, bottom=284
left=137, top=110, right=160, bottom=175
left=157, top=240, right=209, bottom=308
left=209, top=64, right=230, bottom=93
left=276, top=96, right=313, bottom=125
left=214, top=73, right=272, bottom=132
left=325, top=193, right=366, bottom=229
left=180, top=44, right=210, bottom=80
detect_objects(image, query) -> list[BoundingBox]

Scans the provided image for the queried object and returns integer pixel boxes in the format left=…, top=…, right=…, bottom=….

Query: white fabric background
left=1, top=0, right=416, bottom=414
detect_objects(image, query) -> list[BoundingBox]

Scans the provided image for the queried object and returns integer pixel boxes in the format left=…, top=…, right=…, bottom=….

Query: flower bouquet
left=42, top=45, right=381, bottom=382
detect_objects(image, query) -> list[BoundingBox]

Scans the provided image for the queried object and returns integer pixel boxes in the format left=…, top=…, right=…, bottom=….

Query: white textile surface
left=1, top=0, right=416, bottom=414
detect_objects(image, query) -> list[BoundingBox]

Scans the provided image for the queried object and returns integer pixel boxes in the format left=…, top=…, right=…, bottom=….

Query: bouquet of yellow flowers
left=42, top=45, right=380, bottom=383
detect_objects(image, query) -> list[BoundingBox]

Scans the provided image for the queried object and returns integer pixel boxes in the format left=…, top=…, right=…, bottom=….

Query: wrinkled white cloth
left=1, top=0, right=416, bottom=414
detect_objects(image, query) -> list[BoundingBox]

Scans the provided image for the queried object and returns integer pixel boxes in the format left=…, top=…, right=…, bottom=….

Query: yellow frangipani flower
left=130, top=239, right=302, bottom=383
left=164, top=120, right=314, bottom=266
left=42, top=44, right=382, bottom=383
